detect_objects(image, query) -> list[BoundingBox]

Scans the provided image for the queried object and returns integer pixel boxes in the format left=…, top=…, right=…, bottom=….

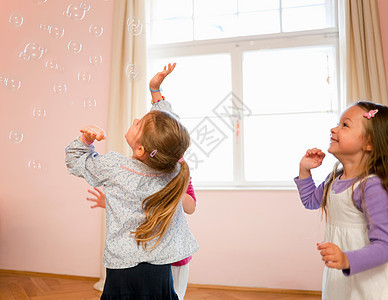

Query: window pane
left=282, top=0, right=325, bottom=8
left=148, top=55, right=233, bottom=182
left=150, top=0, right=192, bottom=20
left=238, top=10, right=280, bottom=36
left=194, top=15, right=238, bottom=40
left=184, top=117, right=234, bottom=183
left=238, top=0, right=279, bottom=12
left=148, top=54, right=232, bottom=118
left=150, top=19, right=193, bottom=44
left=194, top=0, right=237, bottom=17
left=243, top=46, right=338, bottom=115
left=282, top=6, right=329, bottom=32
left=244, top=113, right=338, bottom=182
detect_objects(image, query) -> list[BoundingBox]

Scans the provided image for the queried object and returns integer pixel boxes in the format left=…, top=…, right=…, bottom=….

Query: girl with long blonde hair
left=66, top=63, right=199, bottom=299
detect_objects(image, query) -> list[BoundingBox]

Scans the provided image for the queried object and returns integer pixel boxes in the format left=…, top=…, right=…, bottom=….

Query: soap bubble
left=63, top=4, right=86, bottom=21
left=127, top=17, right=143, bottom=36
left=40, top=24, right=50, bottom=32
left=9, top=130, right=23, bottom=143
left=89, top=24, right=103, bottom=37
left=80, top=1, right=91, bottom=12
left=45, top=59, right=65, bottom=72
left=20, top=42, right=46, bottom=61
left=68, top=40, right=82, bottom=54
left=78, top=71, right=91, bottom=82
left=5, top=77, right=22, bottom=91
left=0, top=76, right=6, bottom=86
left=126, top=64, right=138, bottom=80
left=45, top=59, right=56, bottom=69
left=89, top=55, right=102, bottom=65
left=83, top=98, right=96, bottom=110
left=33, top=0, right=47, bottom=4
left=28, top=160, right=47, bottom=171
left=49, top=25, right=64, bottom=38
left=54, top=83, right=67, bottom=94
left=9, top=13, right=23, bottom=27
left=40, top=24, right=64, bottom=38
left=33, top=106, right=47, bottom=119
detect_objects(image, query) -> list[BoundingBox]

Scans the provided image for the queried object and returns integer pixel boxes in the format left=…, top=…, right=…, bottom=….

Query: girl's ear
left=135, top=145, right=146, bottom=157
left=363, top=137, right=373, bottom=152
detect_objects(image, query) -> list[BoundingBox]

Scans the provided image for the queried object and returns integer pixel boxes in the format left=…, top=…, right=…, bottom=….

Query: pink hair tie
left=363, top=109, right=378, bottom=119
left=178, top=157, right=184, bottom=164
left=150, top=150, right=157, bottom=157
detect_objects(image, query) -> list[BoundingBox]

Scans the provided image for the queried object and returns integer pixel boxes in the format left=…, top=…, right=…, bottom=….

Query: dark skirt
left=100, top=263, right=179, bottom=300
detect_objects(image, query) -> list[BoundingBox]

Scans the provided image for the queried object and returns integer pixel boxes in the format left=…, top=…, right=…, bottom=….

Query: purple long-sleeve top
left=294, top=175, right=388, bottom=276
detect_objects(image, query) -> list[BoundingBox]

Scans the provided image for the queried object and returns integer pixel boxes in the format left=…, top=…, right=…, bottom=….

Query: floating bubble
left=33, top=106, right=47, bottom=119
left=54, top=83, right=67, bottom=94
left=49, top=25, right=64, bottom=38
left=126, top=64, right=138, bottom=80
left=83, top=98, right=96, bottom=110
left=0, top=76, right=6, bottom=86
left=45, top=59, right=56, bottom=69
left=9, top=13, right=23, bottom=27
left=89, top=24, right=103, bottom=37
left=89, top=55, right=102, bottom=65
left=5, top=77, right=21, bottom=91
left=40, top=24, right=64, bottom=38
left=63, top=4, right=86, bottom=21
left=28, top=160, right=47, bottom=171
left=68, top=40, right=82, bottom=54
left=19, top=52, right=30, bottom=61
left=80, top=1, right=91, bottom=12
left=33, top=0, right=47, bottom=4
left=45, top=59, right=64, bottom=71
left=127, top=17, right=143, bottom=36
left=40, top=24, right=50, bottom=32
left=9, top=130, right=23, bottom=143
left=20, top=42, right=46, bottom=61
left=78, top=71, right=91, bottom=82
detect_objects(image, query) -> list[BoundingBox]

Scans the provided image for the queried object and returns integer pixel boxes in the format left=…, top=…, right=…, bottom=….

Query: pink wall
left=378, top=0, right=388, bottom=89
left=0, top=1, right=113, bottom=277
left=187, top=190, right=325, bottom=290
left=1, top=0, right=387, bottom=292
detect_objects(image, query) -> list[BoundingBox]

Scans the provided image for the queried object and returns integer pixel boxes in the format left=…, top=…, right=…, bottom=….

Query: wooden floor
left=0, top=270, right=322, bottom=300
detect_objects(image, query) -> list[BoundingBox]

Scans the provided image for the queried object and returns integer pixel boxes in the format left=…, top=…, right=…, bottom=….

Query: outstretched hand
left=317, top=242, right=349, bottom=270
left=80, top=125, right=106, bottom=143
left=149, top=63, right=176, bottom=91
left=299, top=148, right=325, bottom=178
left=86, top=187, right=106, bottom=209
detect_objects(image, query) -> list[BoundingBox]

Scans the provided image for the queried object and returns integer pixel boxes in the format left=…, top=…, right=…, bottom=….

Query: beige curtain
left=94, top=0, right=147, bottom=291
left=343, top=0, right=388, bottom=105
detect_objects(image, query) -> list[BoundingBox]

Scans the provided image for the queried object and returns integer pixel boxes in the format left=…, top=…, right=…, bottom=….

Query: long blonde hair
left=321, top=101, right=388, bottom=219
left=133, top=110, right=190, bottom=250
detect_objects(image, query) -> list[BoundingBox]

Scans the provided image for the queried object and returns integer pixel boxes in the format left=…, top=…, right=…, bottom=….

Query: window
left=147, top=0, right=341, bottom=188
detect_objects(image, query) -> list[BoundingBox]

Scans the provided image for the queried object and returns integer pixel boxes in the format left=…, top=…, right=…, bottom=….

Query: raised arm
left=149, top=63, right=179, bottom=117
left=149, top=62, right=176, bottom=103
left=294, top=148, right=327, bottom=210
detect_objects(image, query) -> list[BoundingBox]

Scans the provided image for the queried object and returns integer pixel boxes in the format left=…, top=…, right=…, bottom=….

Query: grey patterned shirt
left=65, top=100, right=199, bottom=269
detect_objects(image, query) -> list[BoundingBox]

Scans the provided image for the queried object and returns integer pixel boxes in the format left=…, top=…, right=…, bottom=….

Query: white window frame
left=147, top=2, right=343, bottom=189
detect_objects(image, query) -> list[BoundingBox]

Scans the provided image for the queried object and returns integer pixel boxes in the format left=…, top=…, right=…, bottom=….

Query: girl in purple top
left=294, top=101, right=388, bottom=299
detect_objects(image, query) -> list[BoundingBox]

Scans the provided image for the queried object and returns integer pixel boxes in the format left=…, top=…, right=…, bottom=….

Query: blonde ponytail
left=134, top=160, right=190, bottom=250
left=131, top=110, right=191, bottom=250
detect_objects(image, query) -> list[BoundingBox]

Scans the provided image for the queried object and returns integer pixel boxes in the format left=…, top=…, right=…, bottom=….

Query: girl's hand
left=86, top=187, right=106, bottom=209
left=80, top=125, right=106, bottom=143
left=299, top=148, right=325, bottom=179
left=317, top=242, right=350, bottom=270
left=149, top=63, right=176, bottom=91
